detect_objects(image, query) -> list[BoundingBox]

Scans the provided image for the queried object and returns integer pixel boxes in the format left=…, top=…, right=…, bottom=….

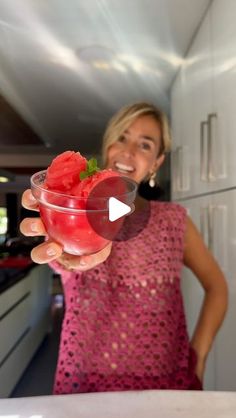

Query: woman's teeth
left=115, top=162, right=135, bottom=174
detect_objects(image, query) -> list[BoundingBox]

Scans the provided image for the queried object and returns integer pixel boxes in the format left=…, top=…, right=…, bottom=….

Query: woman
left=20, top=102, right=228, bottom=393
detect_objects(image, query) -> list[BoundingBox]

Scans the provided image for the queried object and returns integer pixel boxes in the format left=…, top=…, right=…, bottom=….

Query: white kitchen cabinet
left=0, top=264, right=52, bottom=397
left=210, top=0, right=236, bottom=190
left=171, top=69, right=185, bottom=200
left=171, top=0, right=236, bottom=198
left=171, top=10, right=212, bottom=199
left=171, top=67, right=192, bottom=200
left=210, top=189, right=236, bottom=391
left=180, top=197, right=216, bottom=391
left=180, top=189, right=236, bottom=391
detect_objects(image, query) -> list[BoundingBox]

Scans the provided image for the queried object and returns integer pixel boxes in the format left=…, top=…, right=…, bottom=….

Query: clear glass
left=31, top=170, right=137, bottom=255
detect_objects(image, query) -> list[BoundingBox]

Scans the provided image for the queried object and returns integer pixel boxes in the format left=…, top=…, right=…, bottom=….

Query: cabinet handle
left=177, top=146, right=184, bottom=190
left=207, top=113, right=217, bottom=181
left=200, top=120, right=208, bottom=181
left=208, top=204, right=228, bottom=272
left=200, top=206, right=214, bottom=251
left=200, top=207, right=209, bottom=247
left=176, top=146, right=190, bottom=191
left=175, top=146, right=181, bottom=191
left=207, top=205, right=214, bottom=251
left=171, top=148, right=178, bottom=194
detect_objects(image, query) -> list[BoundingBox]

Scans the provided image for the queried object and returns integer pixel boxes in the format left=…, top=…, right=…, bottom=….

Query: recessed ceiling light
left=0, top=169, right=15, bottom=183
left=0, top=176, right=9, bottom=183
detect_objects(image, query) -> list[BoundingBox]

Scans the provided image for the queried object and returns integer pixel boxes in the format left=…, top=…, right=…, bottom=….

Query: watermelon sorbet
left=31, top=151, right=137, bottom=255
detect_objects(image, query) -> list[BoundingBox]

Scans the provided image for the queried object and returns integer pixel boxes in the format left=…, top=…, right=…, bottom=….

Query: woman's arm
left=183, top=215, right=228, bottom=381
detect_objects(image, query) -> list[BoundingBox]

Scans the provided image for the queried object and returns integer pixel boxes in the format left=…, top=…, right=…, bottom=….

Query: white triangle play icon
left=108, top=197, right=131, bottom=222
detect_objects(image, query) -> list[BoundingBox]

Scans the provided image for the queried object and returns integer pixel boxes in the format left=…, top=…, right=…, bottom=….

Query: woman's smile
left=113, top=161, right=136, bottom=175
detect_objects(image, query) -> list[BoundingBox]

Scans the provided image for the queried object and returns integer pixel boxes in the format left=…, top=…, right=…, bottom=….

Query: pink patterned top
left=51, top=201, right=201, bottom=394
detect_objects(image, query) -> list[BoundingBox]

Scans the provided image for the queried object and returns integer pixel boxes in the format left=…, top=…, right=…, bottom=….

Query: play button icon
left=85, top=175, right=137, bottom=241
left=85, top=175, right=151, bottom=243
left=108, top=197, right=132, bottom=222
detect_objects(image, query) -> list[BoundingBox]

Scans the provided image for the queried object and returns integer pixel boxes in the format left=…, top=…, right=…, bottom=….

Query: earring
left=149, top=172, right=156, bottom=188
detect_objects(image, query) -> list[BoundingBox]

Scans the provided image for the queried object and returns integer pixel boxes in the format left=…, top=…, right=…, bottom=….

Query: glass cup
left=31, top=170, right=137, bottom=255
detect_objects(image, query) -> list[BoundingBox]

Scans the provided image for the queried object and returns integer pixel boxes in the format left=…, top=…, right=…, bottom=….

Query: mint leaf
left=79, top=171, right=88, bottom=180
left=88, top=158, right=98, bottom=172
left=79, top=158, right=100, bottom=180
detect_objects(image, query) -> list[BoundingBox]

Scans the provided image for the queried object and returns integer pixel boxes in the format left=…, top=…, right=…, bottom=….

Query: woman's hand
left=194, top=356, right=206, bottom=383
left=56, top=243, right=112, bottom=271
left=20, top=189, right=112, bottom=270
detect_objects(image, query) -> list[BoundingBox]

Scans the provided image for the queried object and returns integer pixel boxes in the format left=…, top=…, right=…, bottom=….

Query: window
left=0, top=207, right=8, bottom=242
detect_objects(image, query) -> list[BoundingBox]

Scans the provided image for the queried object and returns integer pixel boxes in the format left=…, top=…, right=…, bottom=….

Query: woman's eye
left=140, top=142, right=151, bottom=150
left=118, top=135, right=126, bottom=143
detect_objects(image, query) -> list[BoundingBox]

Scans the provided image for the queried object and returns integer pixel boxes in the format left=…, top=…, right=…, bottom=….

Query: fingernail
left=31, top=222, right=38, bottom=232
left=29, top=194, right=37, bottom=202
left=46, top=246, right=57, bottom=257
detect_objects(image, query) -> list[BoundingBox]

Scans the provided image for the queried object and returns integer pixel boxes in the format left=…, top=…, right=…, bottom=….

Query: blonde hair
left=102, top=102, right=171, bottom=166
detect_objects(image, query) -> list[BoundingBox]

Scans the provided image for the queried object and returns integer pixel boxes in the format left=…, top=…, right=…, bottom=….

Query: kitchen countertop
left=1, top=390, right=236, bottom=418
left=0, top=257, right=35, bottom=294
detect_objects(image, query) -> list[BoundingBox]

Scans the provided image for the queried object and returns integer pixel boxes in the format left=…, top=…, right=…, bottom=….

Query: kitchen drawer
left=0, top=292, right=31, bottom=364
left=0, top=309, right=50, bottom=397
left=0, top=276, right=31, bottom=318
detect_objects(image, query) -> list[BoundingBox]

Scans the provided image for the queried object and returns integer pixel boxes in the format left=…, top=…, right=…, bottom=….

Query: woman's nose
left=122, top=142, right=136, bottom=157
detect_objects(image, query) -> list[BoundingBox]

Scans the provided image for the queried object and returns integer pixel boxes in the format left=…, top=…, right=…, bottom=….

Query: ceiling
left=0, top=0, right=211, bottom=158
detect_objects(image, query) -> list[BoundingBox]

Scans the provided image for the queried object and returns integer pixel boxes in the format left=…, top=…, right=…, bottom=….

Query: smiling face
left=106, top=115, right=165, bottom=184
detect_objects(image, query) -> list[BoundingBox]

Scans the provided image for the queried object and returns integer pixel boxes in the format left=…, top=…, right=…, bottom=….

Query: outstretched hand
left=20, top=189, right=112, bottom=270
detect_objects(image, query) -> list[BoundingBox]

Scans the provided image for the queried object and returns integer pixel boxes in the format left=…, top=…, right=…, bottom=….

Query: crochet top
left=51, top=201, right=199, bottom=394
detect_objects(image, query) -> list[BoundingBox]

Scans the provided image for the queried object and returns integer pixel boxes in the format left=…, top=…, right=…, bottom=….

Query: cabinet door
left=171, top=10, right=213, bottom=199
left=170, top=70, right=180, bottom=201
left=181, top=196, right=216, bottom=390
left=171, top=69, right=188, bottom=200
left=181, top=191, right=236, bottom=391
left=209, top=0, right=236, bottom=190
left=180, top=196, right=216, bottom=390
left=184, top=11, right=213, bottom=197
left=210, top=189, right=236, bottom=390
left=171, top=1, right=236, bottom=199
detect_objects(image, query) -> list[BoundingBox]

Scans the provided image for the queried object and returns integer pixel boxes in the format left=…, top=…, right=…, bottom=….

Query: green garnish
left=79, top=158, right=100, bottom=180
